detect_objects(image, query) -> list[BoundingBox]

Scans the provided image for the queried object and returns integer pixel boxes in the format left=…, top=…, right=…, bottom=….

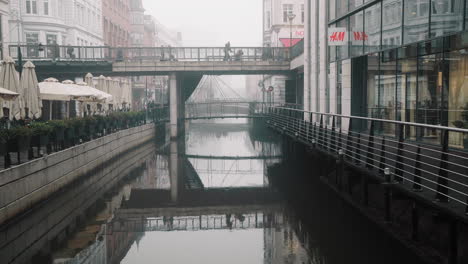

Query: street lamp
left=273, top=27, right=280, bottom=47
left=288, top=13, right=296, bottom=48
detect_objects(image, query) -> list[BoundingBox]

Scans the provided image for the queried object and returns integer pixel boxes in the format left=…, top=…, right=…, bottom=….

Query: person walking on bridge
left=224, top=41, right=232, bottom=61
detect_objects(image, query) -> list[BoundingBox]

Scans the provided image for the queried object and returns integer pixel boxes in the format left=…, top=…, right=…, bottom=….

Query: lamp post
left=11, top=9, right=23, bottom=76
left=288, top=13, right=296, bottom=48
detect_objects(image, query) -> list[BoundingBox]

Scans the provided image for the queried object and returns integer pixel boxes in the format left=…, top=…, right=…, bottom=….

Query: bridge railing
left=185, top=101, right=301, bottom=119
left=266, top=106, right=468, bottom=216
left=8, top=44, right=292, bottom=62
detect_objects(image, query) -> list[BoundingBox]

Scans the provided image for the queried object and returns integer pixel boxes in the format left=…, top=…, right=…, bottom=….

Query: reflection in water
left=0, top=118, right=423, bottom=264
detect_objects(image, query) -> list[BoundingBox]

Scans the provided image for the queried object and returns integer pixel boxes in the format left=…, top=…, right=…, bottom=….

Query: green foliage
left=30, top=122, right=53, bottom=136
left=48, top=120, right=67, bottom=130
left=9, top=125, right=32, bottom=138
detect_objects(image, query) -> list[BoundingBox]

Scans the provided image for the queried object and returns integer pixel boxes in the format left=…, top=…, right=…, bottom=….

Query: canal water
left=0, top=118, right=426, bottom=264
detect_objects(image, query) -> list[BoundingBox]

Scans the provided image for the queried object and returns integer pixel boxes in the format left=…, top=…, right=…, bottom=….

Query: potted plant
left=0, top=128, right=8, bottom=156
left=7, top=125, right=32, bottom=160
left=84, top=116, right=96, bottom=140
left=94, top=115, right=105, bottom=137
left=48, top=120, right=67, bottom=150
left=30, top=122, right=53, bottom=155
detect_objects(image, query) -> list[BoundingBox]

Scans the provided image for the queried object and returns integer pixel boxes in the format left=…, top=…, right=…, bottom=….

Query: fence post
left=319, top=115, right=324, bottom=149
left=345, top=118, right=353, bottom=161
left=365, top=120, right=375, bottom=168
left=379, top=136, right=386, bottom=174
left=394, top=123, right=404, bottom=182
left=412, top=145, right=422, bottom=191
left=331, top=116, right=336, bottom=152
left=436, top=130, right=449, bottom=202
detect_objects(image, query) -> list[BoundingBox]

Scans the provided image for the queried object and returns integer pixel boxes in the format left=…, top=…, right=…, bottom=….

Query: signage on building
left=328, top=28, right=369, bottom=46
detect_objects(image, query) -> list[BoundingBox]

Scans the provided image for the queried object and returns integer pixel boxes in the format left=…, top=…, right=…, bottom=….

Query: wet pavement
left=0, top=118, right=426, bottom=264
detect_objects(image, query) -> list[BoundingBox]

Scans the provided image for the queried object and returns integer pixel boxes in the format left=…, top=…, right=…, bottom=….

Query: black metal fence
left=266, top=106, right=468, bottom=216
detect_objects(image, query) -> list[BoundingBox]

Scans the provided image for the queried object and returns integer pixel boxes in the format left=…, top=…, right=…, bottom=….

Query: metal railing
left=8, top=44, right=292, bottom=62
left=185, top=102, right=302, bottom=120
left=108, top=213, right=277, bottom=233
left=266, top=106, right=468, bottom=216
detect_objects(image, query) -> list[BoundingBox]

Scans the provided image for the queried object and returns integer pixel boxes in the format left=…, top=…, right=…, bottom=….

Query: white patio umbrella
left=39, top=78, right=95, bottom=101
left=21, top=61, right=42, bottom=119
left=0, top=57, right=24, bottom=120
left=0, top=87, right=19, bottom=100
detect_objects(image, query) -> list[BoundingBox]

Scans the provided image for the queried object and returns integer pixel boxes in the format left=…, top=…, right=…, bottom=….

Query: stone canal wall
left=0, top=124, right=156, bottom=225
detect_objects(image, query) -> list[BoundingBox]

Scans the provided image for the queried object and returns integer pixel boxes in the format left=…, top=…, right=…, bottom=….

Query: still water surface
left=1, top=119, right=425, bottom=264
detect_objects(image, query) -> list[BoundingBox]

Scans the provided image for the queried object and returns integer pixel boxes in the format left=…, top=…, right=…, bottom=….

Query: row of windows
left=265, top=3, right=304, bottom=29
left=329, top=0, right=468, bottom=62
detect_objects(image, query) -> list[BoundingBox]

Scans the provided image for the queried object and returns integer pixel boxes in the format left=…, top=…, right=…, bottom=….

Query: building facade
left=304, top=0, right=468, bottom=147
left=102, top=0, right=130, bottom=47
left=260, top=0, right=304, bottom=104
left=263, top=0, right=305, bottom=47
left=9, top=0, right=103, bottom=49
left=0, top=0, right=9, bottom=58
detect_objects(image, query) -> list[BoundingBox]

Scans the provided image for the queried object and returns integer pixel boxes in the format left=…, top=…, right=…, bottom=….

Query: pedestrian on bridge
left=224, top=41, right=232, bottom=61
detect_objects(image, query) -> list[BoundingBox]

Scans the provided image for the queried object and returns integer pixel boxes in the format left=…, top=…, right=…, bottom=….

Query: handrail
left=271, top=106, right=468, bottom=134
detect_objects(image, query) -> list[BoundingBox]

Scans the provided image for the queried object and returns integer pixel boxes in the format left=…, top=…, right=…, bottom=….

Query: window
left=383, top=0, right=401, bottom=49
left=266, top=11, right=271, bottom=28
left=403, top=0, right=429, bottom=44
left=283, top=4, right=293, bottom=23
left=350, top=11, right=364, bottom=57
left=25, top=32, right=39, bottom=57
left=301, top=4, right=304, bottom=23
left=26, top=0, right=37, bottom=14
left=430, top=0, right=463, bottom=38
left=44, top=0, right=49, bottom=15
left=364, top=3, right=381, bottom=53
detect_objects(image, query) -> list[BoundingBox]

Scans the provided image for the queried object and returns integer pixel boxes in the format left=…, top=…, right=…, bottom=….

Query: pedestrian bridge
left=9, top=45, right=292, bottom=76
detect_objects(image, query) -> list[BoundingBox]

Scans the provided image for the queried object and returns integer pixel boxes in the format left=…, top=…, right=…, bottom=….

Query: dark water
left=0, top=118, right=426, bottom=264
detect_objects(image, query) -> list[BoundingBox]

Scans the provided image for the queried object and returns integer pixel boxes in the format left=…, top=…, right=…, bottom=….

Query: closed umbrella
left=113, top=79, right=122, bottom=110
left=106, top=77, right=114, bottom=110
left=21, top=61, right=42, bottom=119
left=85, top=73, right=94, bottom=87
left=0, top=57, right=24, bottom=120
left=84, top=73, right=96, bottom=115
left=97, top=75, right=108, bottom=114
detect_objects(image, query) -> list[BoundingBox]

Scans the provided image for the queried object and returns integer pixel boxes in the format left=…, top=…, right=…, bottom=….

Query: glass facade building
left=327, top=0, right=468, bottom=147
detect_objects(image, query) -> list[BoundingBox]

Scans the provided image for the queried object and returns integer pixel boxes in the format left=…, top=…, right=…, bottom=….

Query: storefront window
left=364, top=3, right=381, bottom=53
left=417, top=53, right=447, bottom=143
left=337, top=18, right=349, bottom=60
left=430, top=0, right=463, bottom=38
left=350, top=11, right=364, bottom=57
left=447, top=49, right=468, bottom=147
left=382, top=0, right=401, bottom=49
left=367, top=53, right=380, bottom=117
left=403, top=0, right=429, bottom=45
left=379, top=50, right=397, bottom=135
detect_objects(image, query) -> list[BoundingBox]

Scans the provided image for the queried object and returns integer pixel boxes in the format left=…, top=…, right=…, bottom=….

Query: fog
left=142, top=0, right=263, bottom=47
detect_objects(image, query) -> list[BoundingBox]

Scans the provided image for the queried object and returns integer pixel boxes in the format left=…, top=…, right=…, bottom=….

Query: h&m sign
left=328, top=27, right=368, bottom=46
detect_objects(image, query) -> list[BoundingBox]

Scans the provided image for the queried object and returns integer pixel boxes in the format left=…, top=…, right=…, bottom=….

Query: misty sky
left=142, top=0, right=263, bottom=47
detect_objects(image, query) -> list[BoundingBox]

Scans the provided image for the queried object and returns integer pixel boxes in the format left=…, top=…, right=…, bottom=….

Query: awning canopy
left=279, top=38, right=303, bottom=47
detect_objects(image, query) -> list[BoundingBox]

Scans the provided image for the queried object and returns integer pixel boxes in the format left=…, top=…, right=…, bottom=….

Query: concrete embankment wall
left=0, top=124, right=156, bottom=225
